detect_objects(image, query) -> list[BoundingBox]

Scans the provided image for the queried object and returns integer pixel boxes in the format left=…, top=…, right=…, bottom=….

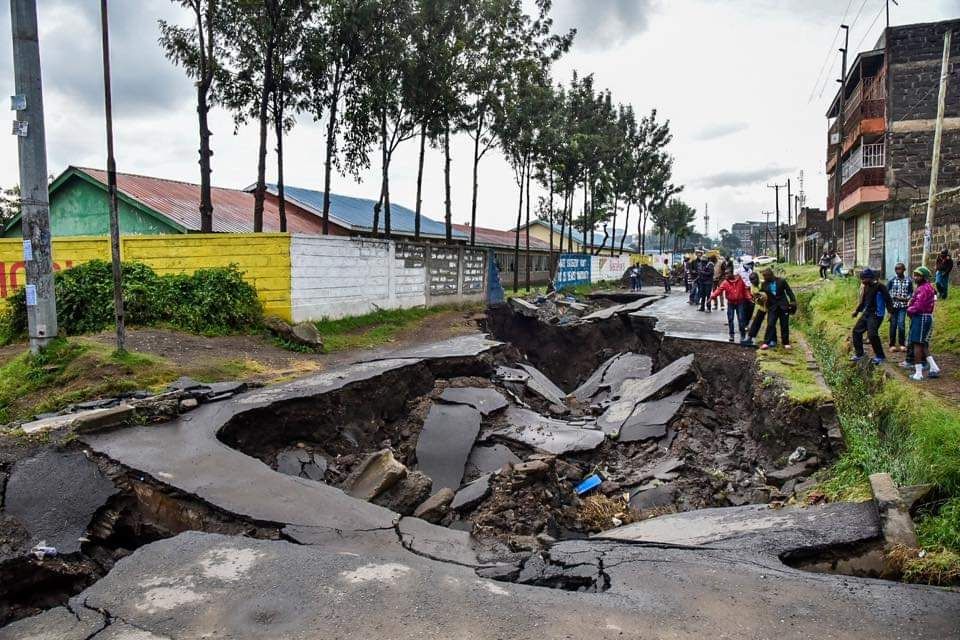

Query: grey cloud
left=692, top=122, right=749, bottom=141
left=693, top=166, right=794, bottom=189
left=32, top=0, right=192, bottom=118
left=553, top=0, right=657, bottom=51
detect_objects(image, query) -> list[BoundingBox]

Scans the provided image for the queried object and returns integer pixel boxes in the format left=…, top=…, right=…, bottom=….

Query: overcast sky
left=2, top=0, right=959, bottom=236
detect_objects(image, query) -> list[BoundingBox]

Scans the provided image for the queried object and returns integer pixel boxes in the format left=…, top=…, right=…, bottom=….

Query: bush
left=2, top=260, right=262, bottom=340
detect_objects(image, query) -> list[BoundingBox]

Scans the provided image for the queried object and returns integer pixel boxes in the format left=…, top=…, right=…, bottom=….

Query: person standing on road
left=818, top=251, right=832, bottom=279
left=906, top=266, right=941, bottom=381
left=935, top=249, right=953, bottom=299
left=850, top=268, right=893, bottom=364
left=759, top=268, right=796, bottom=350
left=713, top=256, right=725, bottom=310
left=742, top=271, right=766, bottom=346
left=687, top=253, right=701, bottom=304
left=662, top=259, right=672, bottom=293
left=887, top=263, right=913, bottom=353
left=697, top=254, right=715, bottom=313
left=711, top=270, right=751, bottom=343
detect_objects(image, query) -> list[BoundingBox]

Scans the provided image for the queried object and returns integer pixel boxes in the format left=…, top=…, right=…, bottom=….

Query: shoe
left=697, top=308, right=705, bottom=312
left=759, top=343, right=770, bottom=350
left=783, top=344, right=792, bottom=350
left=740, top=332, right=747, bottom=342
left=910, top=372, right=924, bottom=381
left=768, top=342, right=777, bottom=349
left=728, top=335, right=735, bottom=343
left=740, top=338, right=754, bottom=346
left=870, top=357, right=885, bottom=365
left=928, top=370, right=941, bottom=379
left=850, top=354, right=864, bottom=362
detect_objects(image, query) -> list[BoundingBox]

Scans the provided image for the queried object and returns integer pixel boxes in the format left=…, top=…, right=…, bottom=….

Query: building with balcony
left=825, top=18, right=960, bottom=276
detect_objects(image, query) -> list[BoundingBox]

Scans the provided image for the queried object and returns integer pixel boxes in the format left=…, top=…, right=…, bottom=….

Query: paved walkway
left=635, top=290, right=742, bottom=343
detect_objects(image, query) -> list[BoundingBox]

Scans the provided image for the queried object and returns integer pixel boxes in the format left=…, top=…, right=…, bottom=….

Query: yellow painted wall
left=0, top=234, right=292, bottom=320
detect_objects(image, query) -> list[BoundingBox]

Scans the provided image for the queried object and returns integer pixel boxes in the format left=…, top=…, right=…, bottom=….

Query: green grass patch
left=772, top=264, right=823, bottom=288
left=917, top=497, right=960, bottom=550
left=314, top=305, right=471, bottom=353
left=755, top=342, right=830, bottom=405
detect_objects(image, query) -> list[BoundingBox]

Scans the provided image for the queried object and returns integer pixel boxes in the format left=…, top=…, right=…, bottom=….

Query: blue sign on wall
left=555, top=253, right=591, bottom=290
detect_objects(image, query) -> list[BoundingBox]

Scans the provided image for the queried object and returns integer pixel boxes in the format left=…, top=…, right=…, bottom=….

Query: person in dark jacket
left=818, top=251, right=832, bottom=279
left=887, top=263, right=913, bottom=352
left=851, top=268, right=894, bottom=364
left=935, top=249, right=953, bottom=299
left=697, top=256, right=715, bottom=313
left=687, top=252, right=702, bottom=304
left=759, top=268, right=796, bottom=350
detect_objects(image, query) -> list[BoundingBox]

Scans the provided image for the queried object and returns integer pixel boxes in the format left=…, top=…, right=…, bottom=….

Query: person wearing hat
left=850, top=268, right=893, bottom=364
left=935, top=249, right=953, bottom=299
left=906, top=266, right=941, bottom=381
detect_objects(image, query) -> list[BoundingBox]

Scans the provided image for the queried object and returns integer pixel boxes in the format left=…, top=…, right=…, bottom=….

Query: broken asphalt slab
left=5, top=531, right=958, bottom=640
left=4, top=449, right=117, bottom=555
left=493, top=407, right=604, bottom=455
left=517, top=364, right=568, bottom=408
left=598, top=501, right=883, bottom=556
left=617, top=390, right=690, bottom=443
left=354, top=334, right=502, bottom=363
left=581, top=297, right=659, bottom=322
left=572, top=352, right=652, bottom=403
left=415, top=404, right=482, bottom=491
left=438, top=387, right=509, bottom=416
left=597, top=355, right=694, bottom=435
left=465, top=444, right=521, bottom=477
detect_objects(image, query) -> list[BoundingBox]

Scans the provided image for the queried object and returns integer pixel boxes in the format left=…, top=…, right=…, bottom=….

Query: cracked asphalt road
left=2, top=334, right=959, bottom=639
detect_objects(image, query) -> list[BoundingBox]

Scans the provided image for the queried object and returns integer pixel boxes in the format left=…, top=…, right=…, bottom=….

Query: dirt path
left=882, top=352, right=960, bottom=409
left=83, top=307, right=484, bottom=382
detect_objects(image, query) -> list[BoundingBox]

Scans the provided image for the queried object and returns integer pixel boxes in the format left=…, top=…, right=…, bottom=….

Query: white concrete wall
left=591, top=254, right=630, bottom=283
left=290, top=235, right=426, bottom=321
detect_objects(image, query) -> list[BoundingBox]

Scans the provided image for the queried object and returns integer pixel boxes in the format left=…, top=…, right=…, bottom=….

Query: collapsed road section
left=1, top=308, right=958, bottom=638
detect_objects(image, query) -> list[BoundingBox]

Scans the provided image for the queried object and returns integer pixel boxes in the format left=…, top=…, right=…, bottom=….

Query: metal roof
left=451, top=224, right=552, bottom=251
left=521, top=219, right=633, bottom=250
left=261, top=184, right=466, bottom=240
left=76, top=167, right=325, bottom=234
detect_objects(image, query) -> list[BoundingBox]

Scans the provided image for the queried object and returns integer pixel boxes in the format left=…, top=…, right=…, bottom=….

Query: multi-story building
left=791, top=207, right=830, bottom=265
left=825, top=18, right=960, bottom=277
left=731, top=221, right=772, bottom=255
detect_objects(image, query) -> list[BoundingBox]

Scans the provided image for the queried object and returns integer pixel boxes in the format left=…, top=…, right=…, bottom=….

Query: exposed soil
left=883, top=352, right=960, bottom=410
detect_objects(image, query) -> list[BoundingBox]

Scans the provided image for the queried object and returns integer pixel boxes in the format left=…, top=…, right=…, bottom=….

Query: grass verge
left=314, top=304, right=477, bottom=352
left=755, top=338, right=830, bottom=405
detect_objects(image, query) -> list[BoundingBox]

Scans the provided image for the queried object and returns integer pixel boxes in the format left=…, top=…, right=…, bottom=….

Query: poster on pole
left=555, top=253, right=591, bottom=290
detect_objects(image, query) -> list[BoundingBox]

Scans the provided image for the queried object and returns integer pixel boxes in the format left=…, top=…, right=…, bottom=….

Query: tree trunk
left=558, top=190, right=567, bottom=255
left=414, top=124, right=426, bottom=241
left=619, top=200, right=631, bottom=254
left=513, top=161, right=525, bottom=293
left=197, top=83, right=213, bottom=233
left=373, top=109, right=387, bottom=237
left=322, top=66, right=342, bottom=235
left=610, top=195, right=617, bottom=257
left=469, top=111, right=484, bottom=246
left=582, top=178, right=589, bottom=251
left=525, top=155, right=531, bottom=292
left=567, top=188, right=573, bottom=252
left=275, top=110, right=286, bottom=232
left=443, top=122, right=452, bottom=243
left=253, top=39, right=275, bottom=233
left=640, top=206, right=648, bottom=255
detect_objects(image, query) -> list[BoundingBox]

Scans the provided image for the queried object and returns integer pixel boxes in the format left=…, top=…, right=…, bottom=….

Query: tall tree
left=159, top=0, right=227, bottom=233
left=301, top=0, right=376, bottom=234
left=221, top=0, right=313, bottom=231
left=0, top=184, right=20, bottom=228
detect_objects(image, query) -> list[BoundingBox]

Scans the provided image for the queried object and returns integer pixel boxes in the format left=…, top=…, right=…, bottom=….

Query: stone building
left=825, top=18, right=960, bottom=279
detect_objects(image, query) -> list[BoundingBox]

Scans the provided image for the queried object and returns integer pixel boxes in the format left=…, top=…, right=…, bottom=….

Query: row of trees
left=159, top=0, right=682, bottom=275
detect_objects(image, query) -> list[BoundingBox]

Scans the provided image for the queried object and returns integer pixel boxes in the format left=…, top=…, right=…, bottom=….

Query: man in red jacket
left=711, top=269, right=752, bottom=342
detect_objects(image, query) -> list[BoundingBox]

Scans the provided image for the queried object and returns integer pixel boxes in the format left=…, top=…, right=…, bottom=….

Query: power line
left=848, top=0, right=873, bottom=34
left=854, top=2, right=886, bottom=53
left=808, top=0, right=856, bottom=103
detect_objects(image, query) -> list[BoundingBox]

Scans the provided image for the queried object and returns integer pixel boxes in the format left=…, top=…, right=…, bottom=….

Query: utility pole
left=921, top=30, right=952, bottom=267
left=100, top=0, right=125, bottom=352
left=787, top=178, right=796, bottom=265
left=11, top=0, right=58, bottom=353
left=703, top=203, right=709, bottom=240
left=762, top=211, right=774, bottom=256
left=767, top=182, right=784, bottom=262
left=831, top=25, right=850, bottom=251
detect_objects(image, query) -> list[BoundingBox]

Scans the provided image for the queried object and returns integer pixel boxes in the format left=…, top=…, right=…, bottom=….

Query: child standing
left=887, top=263, right=912, bottom=353
left=850, top=268, right=893, bottom=364
left=711, top=270, right=752, bottom=342
left=742, top=271, right=766, bottom=346
left=907, top=266, right=941, bottom=381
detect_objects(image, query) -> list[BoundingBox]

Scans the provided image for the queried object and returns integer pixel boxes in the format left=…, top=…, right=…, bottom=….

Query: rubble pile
left=262, top=342, right=816, bottom=553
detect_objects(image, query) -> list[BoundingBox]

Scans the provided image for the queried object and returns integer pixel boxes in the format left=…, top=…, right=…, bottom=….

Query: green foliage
left=0, top=338, right=85, bottom=423
left=2, top=260, right=262, bottom=341
left=314, top=304, right=473, bottom=352
left=917, top=498, right=960, bottom=551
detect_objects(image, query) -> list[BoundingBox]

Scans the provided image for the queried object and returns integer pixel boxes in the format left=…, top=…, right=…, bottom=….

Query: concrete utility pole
left=787, top=178, right=793, bottom=264
left=921, top=30, right=952, bottom=267
left=767, top=183, right=784, bottom=262
left=100, top=0, right=125, bottom=351
left=831, top=25, right=850, bottom=251
left=11, top=0, right=58, bottom=353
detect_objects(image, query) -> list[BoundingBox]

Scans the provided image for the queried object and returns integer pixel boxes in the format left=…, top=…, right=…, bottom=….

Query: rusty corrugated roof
left=77, top=167, right=325, bottom=234
left=452, top=224, right=553, bottom=251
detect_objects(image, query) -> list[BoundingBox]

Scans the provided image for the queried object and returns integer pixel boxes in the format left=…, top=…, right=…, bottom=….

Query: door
left=856, top=213, right=870, bottom=266
left=884, top=218, right=910, bottom=276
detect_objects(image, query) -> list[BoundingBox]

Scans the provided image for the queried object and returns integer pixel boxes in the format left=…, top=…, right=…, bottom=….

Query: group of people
left=850, top=262, right=943, bottom=381
left=817, top=250, right=844, bottom=279
left=682, top=250, right=796, bottom=349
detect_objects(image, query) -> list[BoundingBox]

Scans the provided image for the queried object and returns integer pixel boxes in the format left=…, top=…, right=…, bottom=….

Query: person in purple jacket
left=906, top=266, right=941, bottom=381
